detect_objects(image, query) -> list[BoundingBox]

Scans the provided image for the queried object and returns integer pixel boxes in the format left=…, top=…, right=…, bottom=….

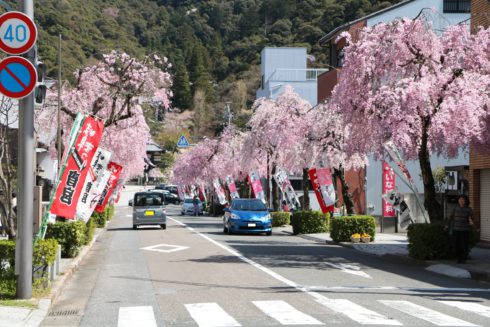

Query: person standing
left=448, top=195, right=474, bottom=264
left=281, top=200, right=290, bottom=213
left=192, top=196, right=200, bottom=216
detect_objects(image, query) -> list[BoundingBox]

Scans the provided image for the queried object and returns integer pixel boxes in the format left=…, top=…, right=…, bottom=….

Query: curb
left=44, top=227, right=105, bottom=304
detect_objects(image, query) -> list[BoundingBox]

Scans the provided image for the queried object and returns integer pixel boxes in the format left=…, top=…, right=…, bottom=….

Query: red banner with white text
left=95, top=162, right=123, bottom=213
left=50, top=116, right=104, bottom=219
left=382, top=161, right=396, bottom=217
left=309, top=167, right=335, bottom=214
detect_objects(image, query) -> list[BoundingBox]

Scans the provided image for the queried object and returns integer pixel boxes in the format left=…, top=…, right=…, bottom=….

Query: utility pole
left=57, top=34, right=62, bottom=173
left=16, top=0, right=35, bottom=299
left=224, top=101, right=232, bottom=126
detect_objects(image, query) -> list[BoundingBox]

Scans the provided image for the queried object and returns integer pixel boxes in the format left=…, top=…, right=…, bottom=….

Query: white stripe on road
left=117, top=306, right=157, bottom=327
left=316, top=298, right=401, bottom=325
left=185, top=303, right=241, bottom=327
left=440, top=301, right=490, bottom=318
left=169, top=217, right=399, bottom=326
left=252, top=300, right=323, bottom=325
left=380, top=300, right=477, bottom=326
left=324, top=258, right=371, bottom=279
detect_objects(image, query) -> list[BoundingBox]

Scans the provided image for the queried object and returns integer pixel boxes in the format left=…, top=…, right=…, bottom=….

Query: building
left=256, top=47, right=327, bottom=106
left=317, top=0, right=471, bottom=227
left=469, top=0, right=490, bottom=242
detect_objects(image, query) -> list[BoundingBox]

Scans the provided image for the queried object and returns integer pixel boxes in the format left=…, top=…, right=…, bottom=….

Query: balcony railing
left=268, top=68, right=329, bottom=82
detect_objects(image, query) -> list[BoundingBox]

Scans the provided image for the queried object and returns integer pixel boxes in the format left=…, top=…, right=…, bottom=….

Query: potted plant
left=350, top=233, right=361, bottom=243
left=361, top=233, right=371, bottom=243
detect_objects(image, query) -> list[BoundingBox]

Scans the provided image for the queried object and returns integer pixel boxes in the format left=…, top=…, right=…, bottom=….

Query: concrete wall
left=257, top=81, right=319, bottom=106
left=260, top=48, right=306, bottom=83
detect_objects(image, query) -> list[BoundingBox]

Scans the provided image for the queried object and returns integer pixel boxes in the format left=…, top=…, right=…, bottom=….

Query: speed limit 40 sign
left=0, top=11, right=37, bottom=55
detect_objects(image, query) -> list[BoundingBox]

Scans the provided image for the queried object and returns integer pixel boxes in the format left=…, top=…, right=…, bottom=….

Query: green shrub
left=45, top=221, right=86, bottom=258
left=330, top=215, right=376, bottom=242
left=407, top=223, right=479, bottom=260
left=0, top=240, right=15, bottom=298
left=85, top=218, right=97, bottom=245
left=271, top=212, right=290, bottom=227
left=290, top=211, right=329, bottom=234
left=91, top=210, right=106, bottom=228
left=0, top=239, right=59, bottom=298
left=106, top=204, right=115, bottom=221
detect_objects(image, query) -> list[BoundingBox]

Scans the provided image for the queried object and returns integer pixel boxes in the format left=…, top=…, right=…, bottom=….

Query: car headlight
left=230, top=213, right=240, bottom=220
left=263, top=214, right=271, bottom=221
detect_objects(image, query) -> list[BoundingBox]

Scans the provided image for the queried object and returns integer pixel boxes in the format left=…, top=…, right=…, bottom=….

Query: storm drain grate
left=48, top=309, right=80, bottom=317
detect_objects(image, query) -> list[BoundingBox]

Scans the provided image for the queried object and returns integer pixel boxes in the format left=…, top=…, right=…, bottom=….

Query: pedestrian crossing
left=117, top=298, right=490, bottom=326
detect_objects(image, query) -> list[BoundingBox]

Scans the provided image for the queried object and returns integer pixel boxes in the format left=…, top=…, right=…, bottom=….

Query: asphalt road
left=41, top=204, right=490, bottom=327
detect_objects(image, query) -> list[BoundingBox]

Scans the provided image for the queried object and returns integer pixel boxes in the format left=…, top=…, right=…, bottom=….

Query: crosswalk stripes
left=185, top=302, right=241, bottom=327
left=117, top=306, right=157, bottom=327
left=116, top=299, right=490, bottom=326
left=439, top=301, right=490, bottom=318
left=380, top=300, right=477, bottom=326
left=252, top=300, right=323, bottom=325
left=315, top=298, right=402, bottom=325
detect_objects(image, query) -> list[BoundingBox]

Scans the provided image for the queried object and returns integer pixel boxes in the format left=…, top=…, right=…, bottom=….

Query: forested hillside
left=7, top=0, right=400, bottom=134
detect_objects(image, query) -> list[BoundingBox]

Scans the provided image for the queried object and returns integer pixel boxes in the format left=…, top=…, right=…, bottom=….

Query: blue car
left=223, top=199, right=272, bottom=235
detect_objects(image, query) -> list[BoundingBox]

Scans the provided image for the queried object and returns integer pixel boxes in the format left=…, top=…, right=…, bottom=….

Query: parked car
left=130, top=191, right=167, bottom=230
left=164, top=184, right=179, bottom=196
left=154, top=184, right=167, bottom=190
left=223, top=199, right=272, bottom=235
left=181, top=198, right=203, bottom=215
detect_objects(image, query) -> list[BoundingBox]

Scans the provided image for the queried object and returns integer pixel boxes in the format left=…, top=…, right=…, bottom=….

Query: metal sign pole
left=16, top=0, right=35, bottom=299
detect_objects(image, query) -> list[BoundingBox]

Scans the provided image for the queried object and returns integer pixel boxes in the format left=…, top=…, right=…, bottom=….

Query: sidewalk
left=280, top=226, right=490, bottom=282
left=0, top=228, right=104, bottom=327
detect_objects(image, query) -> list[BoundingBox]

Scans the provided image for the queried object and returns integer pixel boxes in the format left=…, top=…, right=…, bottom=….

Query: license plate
left=145, top=211, right=155, bottom=216
left=247, top=223, right=256, bottom=227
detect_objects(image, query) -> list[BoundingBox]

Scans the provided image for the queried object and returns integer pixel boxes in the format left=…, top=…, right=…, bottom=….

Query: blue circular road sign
left=0, top=56, right=37, bottom=99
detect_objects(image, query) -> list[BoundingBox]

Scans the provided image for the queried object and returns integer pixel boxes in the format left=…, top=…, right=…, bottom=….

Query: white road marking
left=117, top=306, right=157, bottom=327
left=316, top=298, right=401, bottom=325
left=169, top=218, right=400, bottom=325
left=380, top=300, right=477, bottom=326
left=252, top=300, right=323, bottom=325
left=140, top=243, right=189, bottom=253
left=305, top=286, right=490, bottom=293
left=185, top=303, right=241, bottom=327
left=440, top=301, right=490, bottom=318
left=324, top=258, right=371, bottom=279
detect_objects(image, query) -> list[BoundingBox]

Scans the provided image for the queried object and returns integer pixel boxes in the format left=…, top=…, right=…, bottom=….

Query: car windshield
left=185, top=198, right=201, bottom=204
left=134, top=193, right=164, bottom=206
left=231, top=200, right=267, bottom=211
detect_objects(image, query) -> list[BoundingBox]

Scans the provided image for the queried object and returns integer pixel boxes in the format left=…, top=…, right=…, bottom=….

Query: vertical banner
left=274, top=169, right=300, bottom=210
left=50, top=116, right=104, bottom=219
left=309, top=167, right=335, bottom=214
left=177, top=186, right=185, bottom=201
left=382, top=161, right=396, bottom=217
left=226, top=175, right=240, bottom=199
left=198, top=185, right=207, bottom=203
left=75, top=148, right=112, bottom=222
left=248, top=171, right=266, bottom=203
left=95, top=162, right=123, bottom=213
left=213, top=179, right=228, bottom=205
left=383, top=140, right=429, bottom=223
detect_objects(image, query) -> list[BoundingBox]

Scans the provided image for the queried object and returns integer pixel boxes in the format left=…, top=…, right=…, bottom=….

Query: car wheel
left=161, top=224, right=166, bottom=230
left=181, top=212, right=184, bottom=216
left=266, top=231, right=272, bottom=236
left=223, top=225, right=229, bottom=234
left=133, top=225, right=137, bottom=230
left=227, top=227, right=234, bottom=235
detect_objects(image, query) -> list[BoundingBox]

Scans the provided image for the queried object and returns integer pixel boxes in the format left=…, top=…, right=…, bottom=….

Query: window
left=232, top=199, right=267, bottom=211
left=443, top=0, right=471, bottom=13
left=135, top=193, right=164, bottom=206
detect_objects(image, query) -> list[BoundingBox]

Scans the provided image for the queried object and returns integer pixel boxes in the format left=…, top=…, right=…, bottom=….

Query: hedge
left=271, top=212, right=290, bottom=227
left=290, top=211, right=329, bottom=234
left=330, top=215, right=376, bottom=242
left=91, top=210, right=107, bottom=228
left=407, top=223, right=479, bottom=260
left=85, top=218, right=97, bottom=245
left=0, top=239, right=58, bottom=298
left=45, top=221, right=86, bottom=258
left=106, top=204, right=115, bottom=221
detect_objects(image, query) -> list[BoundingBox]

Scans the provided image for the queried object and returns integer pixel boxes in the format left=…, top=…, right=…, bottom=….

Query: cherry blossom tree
left=241, top=86, right=311, bottom=210
left=331, top=20, right=490, bottom=221
left=41, top=51, right=172, bottom=178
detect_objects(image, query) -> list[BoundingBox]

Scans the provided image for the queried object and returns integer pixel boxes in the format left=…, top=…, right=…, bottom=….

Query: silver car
left=181, top=198, right=203, bottom=215
left=131, top=192, right=167, bottom=230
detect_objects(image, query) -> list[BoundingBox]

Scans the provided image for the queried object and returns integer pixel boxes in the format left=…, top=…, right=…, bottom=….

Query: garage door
left=480, top=170, right=490, bottom=242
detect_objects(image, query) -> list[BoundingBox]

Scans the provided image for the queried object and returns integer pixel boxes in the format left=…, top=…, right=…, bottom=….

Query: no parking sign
left=0, top=11, right=38, bottom=99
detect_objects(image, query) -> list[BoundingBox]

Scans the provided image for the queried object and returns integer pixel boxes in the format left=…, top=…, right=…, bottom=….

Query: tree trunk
left=271, top=164, right=278, bottom=211
left=419, top=118, right=442, bottom=222
left=333, top=167, right=354, bottom=215
left=302, top=168, right=310, bottom=211
left=266, top=152, right=271, bottom=207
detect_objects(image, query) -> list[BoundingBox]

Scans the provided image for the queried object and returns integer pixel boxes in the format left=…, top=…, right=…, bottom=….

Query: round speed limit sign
left=0, top=12, right=37, bottom=55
